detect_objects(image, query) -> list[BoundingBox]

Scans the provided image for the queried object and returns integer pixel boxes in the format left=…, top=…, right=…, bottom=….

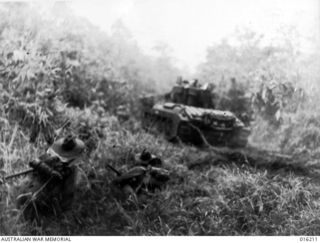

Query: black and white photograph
left=0, top=0, right=319, bottom=237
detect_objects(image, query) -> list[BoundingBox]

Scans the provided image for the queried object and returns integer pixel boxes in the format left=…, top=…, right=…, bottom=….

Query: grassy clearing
left=2, top=113, right=320, bottom=236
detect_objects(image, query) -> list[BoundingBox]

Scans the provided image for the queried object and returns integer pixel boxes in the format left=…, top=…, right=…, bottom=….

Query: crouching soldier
left=16, top=135, right=85, bottom=220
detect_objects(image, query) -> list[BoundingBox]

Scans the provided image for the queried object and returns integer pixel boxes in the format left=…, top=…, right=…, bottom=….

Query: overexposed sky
left=71, top=0, right=320, bottom=72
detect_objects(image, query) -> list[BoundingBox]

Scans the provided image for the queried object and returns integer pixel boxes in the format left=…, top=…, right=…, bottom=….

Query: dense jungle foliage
left=1, top=2, right=320, bottom=236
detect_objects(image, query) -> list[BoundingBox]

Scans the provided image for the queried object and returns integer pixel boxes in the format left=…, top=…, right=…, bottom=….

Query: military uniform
left=111, top=151, right=170, bottom=197
left=16, top=136, right=85, bottom=220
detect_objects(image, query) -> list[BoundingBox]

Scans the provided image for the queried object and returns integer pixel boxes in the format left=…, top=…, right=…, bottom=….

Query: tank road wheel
left=228, top=138, right=248, bottom=148
left=177, top=123, right=191, bottom=143
left=177, top=122, right=203, bottom=145
left=227, top=128, right=249, bottom=148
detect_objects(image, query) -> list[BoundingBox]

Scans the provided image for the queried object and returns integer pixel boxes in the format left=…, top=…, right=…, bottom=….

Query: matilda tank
left=140, top=78, right=250, bottom=148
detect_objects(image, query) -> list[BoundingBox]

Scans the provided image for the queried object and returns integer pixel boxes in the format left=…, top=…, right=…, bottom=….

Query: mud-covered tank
left=140, top=78, right=250, bottom=148
left=141, top=101, right=250, bottom=148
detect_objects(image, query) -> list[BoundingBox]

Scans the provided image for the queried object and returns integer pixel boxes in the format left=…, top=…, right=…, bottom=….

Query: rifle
left=1, top=168, right=34, bottom=184
left=105, top=163, right=122, bottom=176
left=0, top=159, right=64, bottom=185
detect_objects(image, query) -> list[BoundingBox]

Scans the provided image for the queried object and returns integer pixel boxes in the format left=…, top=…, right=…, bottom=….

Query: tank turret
left=170, top=79, right=215, bottom=108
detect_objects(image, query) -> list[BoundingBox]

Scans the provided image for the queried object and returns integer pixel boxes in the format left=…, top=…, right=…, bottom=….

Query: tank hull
left=141, top=102, right=250, bottom=148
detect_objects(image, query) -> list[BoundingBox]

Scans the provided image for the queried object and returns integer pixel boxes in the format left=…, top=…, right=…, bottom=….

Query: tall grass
left=1, top=1, right=320, bottom=236
left=2, top=114, right=320, bottom=235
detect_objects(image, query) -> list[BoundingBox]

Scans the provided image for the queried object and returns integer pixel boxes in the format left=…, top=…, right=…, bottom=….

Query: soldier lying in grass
left=110, top=150, right=170, bottom=198
left=16, top=135, right=85, bottom=221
